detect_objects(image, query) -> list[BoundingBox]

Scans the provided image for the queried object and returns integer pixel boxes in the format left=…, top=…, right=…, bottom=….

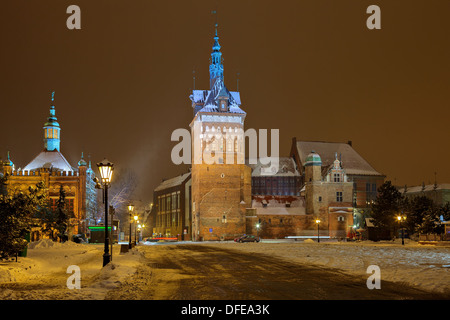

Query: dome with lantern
left=305, top=151, right=322, bottom=167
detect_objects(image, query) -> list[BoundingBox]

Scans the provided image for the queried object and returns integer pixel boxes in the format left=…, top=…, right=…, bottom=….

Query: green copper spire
left=209, top=23, right=224, bottom=88
left=43, top=91, right=61, bottom=152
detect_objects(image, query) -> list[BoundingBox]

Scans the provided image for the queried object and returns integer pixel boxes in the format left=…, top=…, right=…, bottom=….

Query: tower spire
left=209, top=17, right=224, bottom=88
left=43, top=91, right=61, bottom=152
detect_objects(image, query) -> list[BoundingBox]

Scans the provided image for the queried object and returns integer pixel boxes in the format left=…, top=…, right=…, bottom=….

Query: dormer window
left=220, top=100, right=227, bottom=111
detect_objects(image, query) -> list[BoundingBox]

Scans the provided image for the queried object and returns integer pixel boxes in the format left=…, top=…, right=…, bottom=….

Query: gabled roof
left=23, top=150, right=75, bottom=172
left=247, top=157, right=300, bottom=177
left=403, top=183, right=450, bottom=194
left=295, top=141, right=383, bottom=176
left=154, top=172, right=191, bottom=192
left=190, top=79, right=245, bottom=115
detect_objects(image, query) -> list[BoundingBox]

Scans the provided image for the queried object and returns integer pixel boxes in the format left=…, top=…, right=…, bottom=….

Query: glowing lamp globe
left=97, top=159, right=114, bottom=184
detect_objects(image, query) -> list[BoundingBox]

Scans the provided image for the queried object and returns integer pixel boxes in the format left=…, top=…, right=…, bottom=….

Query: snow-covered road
left=0, top=239, right=449, bottom=299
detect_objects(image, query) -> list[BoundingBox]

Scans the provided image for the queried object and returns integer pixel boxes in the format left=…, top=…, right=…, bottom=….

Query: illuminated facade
left=152, top=24, right=386, bottom=241
left=2, top=94, right=98, bottom=239
left=189, top=24, right=252, bottom=241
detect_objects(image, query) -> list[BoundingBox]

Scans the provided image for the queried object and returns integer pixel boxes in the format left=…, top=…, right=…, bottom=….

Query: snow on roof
left=365, top=218, right=374, bottom=227
left=190, top=90, right=209, bottom=103
left=154, top=172, right=191, bottom=192
left=403, top=183, right=450, bottom=194
left=247, top=157, right=300, bottom=177
left=296, top=141, right=383, bottom=176
left=193, top=78, right=245, bottom=115
left=230, top=92, right=241, bottom=105
left=23, top=150, right=75, bottom=172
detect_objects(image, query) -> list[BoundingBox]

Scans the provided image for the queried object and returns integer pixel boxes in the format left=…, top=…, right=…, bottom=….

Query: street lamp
left=397, top=214, right=407, bottom=245
left=256, top=223, right=261, bottom=240
left=134, top=215, right=138, bottom=244
left=96, top=158, right=114, bottom=267
left=315, top=219, right=321, bottom=243
left=128, top=203, right=134, bottom=249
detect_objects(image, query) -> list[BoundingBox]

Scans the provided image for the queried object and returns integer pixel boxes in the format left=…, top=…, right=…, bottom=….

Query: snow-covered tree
left=55, top=185, right=69, bottom=242
left=0, top=178, right=47, bottom=259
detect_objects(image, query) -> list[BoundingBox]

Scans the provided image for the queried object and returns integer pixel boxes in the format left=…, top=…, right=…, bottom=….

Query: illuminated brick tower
left=189, top=24, right=252, bottom=241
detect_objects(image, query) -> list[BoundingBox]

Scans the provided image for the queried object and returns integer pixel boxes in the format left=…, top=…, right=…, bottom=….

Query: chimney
left=347, top=140, right=352, bottom=147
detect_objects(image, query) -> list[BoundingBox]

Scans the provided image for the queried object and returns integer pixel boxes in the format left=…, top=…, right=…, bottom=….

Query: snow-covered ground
left=0, top=238, right=449, bottom=299
left=0, top=239, right=143, bottom=300
left=202, top=239, right=450, bottom=294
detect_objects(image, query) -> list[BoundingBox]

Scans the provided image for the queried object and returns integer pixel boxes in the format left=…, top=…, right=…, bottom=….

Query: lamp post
left=128, top=204, right=134, bottom=249
left=96, top=158, right=114, bottom=267
left=256, top=223, right=261, bottom=240
left=315, top=219, right=321, bottom=243
left=134, top=215, right=138, bottom=245
left=137, top=224, right=144, bottom=242
left=397, top=214, right=407, bottom=245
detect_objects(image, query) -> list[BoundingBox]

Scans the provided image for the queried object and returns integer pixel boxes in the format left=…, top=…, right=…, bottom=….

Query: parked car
left=72, top=234, right=86, bottom=243
left=234, top=235, right=260, bottom=243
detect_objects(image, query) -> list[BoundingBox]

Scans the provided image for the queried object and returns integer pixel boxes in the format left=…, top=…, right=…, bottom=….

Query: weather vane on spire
left=51, top=91, right=55, bottom=102
left=211, top=8, right=218, bottom=30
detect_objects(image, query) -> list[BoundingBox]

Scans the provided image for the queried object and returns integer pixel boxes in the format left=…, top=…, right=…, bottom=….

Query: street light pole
left=96, top=159, right=114, bottom=267
left=128, top=204, right=134, bottom=249
left=134, top=215, right=138, bottom=245
left=104, top=184, right=110, bottom=266
left=315, top=219, right=321, bottom=243
left=256, top=223, right=260, bottom=240
left=397, top=214, right=406, bottom=245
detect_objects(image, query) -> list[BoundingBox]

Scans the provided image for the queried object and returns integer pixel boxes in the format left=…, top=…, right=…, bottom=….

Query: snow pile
left=28, top=239, right=61, bottom=249
left=27, top=239, right=83, bottom=250
left=83, top=249, right=144, bottom=299
left=0, top=241, right=144, bottom=300
left=0, top=267, right=16, bottom=282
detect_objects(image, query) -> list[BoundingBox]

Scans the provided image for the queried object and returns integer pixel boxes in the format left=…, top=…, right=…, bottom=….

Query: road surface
left=106, top=243, right=449, bottom=300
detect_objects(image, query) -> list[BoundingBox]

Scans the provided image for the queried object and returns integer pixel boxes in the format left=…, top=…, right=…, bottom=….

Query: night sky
left=1, top=0, right=449, bottom=205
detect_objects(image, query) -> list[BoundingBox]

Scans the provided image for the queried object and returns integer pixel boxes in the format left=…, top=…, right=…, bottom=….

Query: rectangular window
left=334, top=173, right=341, bottom=182
left=66, top=198, right=74, bottom=215
left=167, top=195, right=171, bottom=213
left=50, top=198, right=58, bottom=212
left=172, top=193, right=177, bottom=211
left=336, top=192, right=343, bottom=202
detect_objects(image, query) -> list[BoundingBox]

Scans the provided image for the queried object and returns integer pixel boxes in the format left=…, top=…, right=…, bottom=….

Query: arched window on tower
left=227, top=137, right=233, bottom=153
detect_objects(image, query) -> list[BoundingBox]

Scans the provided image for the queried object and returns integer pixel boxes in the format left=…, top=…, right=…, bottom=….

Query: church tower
left=190, top=24, right=252, bottom=241
left=43, top=92, right=61, bottom=152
